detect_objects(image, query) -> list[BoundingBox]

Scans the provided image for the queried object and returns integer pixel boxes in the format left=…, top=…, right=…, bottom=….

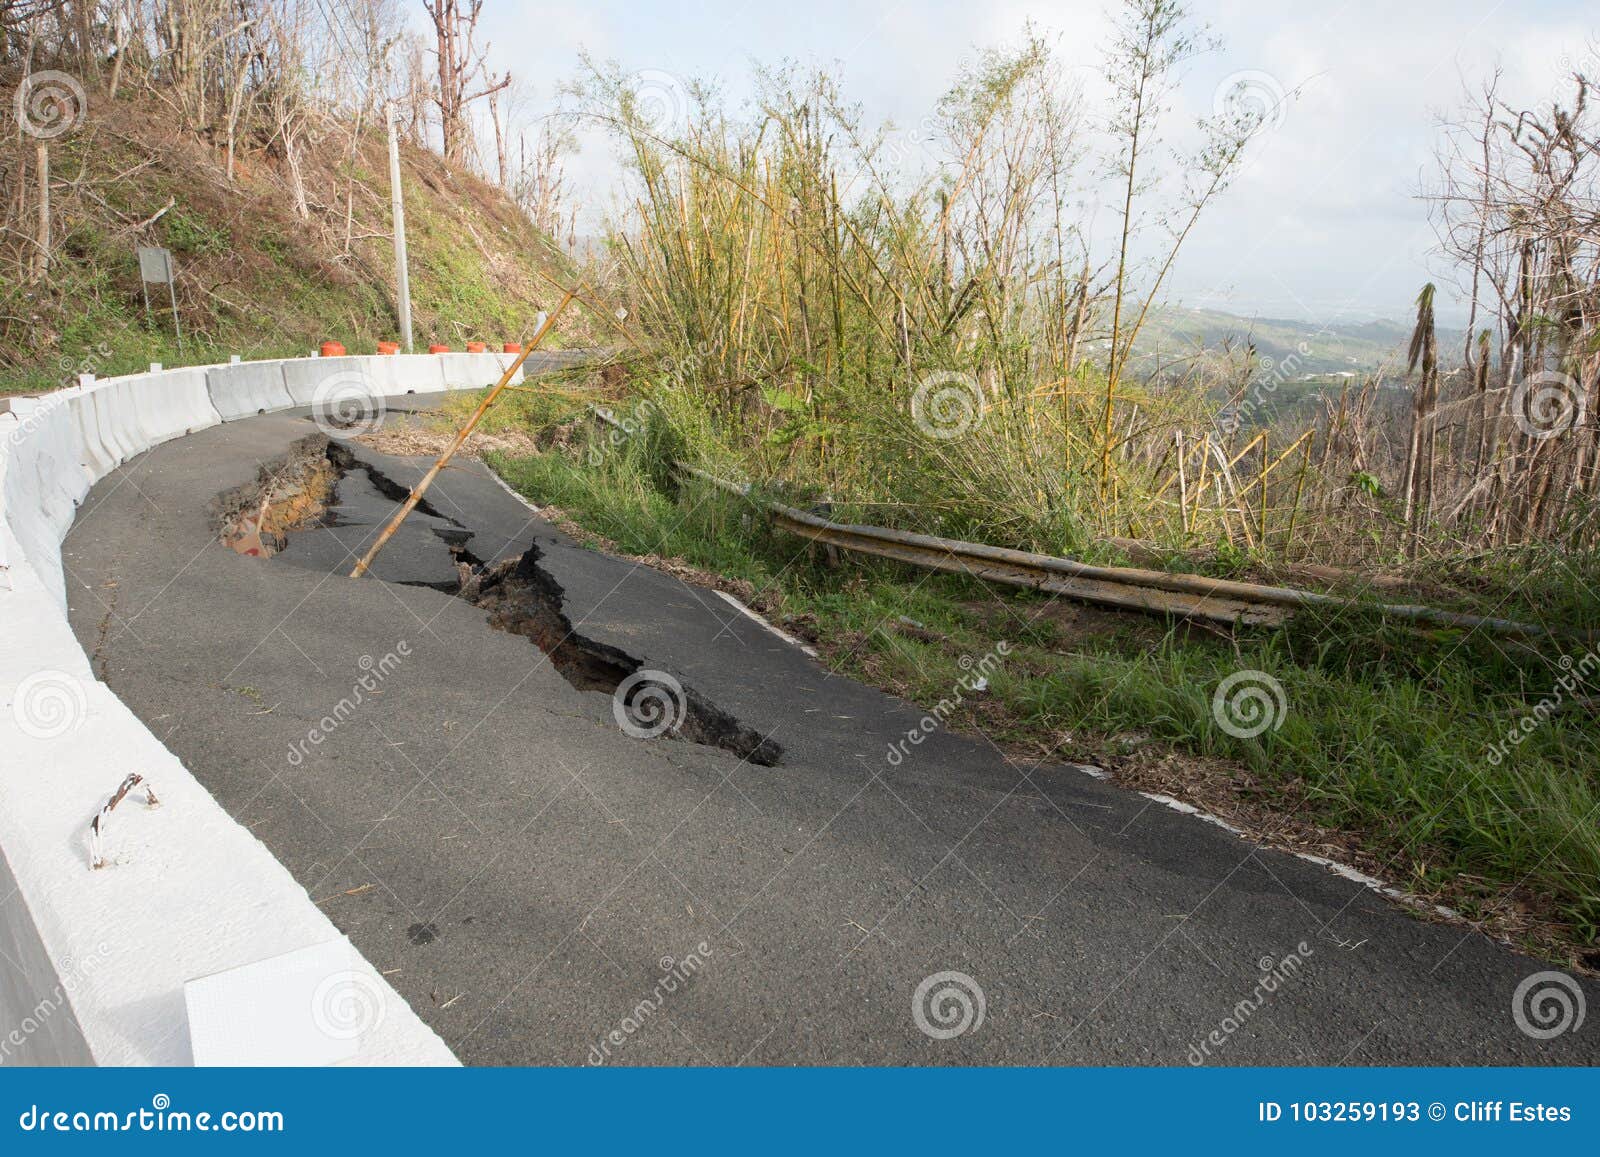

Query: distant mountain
left=1127, top=306, right=1462, bottom=378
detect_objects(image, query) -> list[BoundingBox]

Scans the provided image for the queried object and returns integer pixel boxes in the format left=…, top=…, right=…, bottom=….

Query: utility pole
left=387, top=102, right=414, bottom=352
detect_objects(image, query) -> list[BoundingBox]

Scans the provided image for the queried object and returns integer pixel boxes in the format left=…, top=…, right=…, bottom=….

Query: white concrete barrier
left=109, top=367, right=222, bottom=448
left=89, top=381, right=138, bottom=466
left=58, top=385, right=119, bottom=483
left=279, top=355, right=376, bottom=407
left=367, top=354, right=448, bottom=395
left=205, top=361, right=295, bottom=420
left=2, top=398, right=86, bottom=608
left=437, top=352, right=523, bottom=390
left=0, top=839, right=94, bottom=1066
left=0, top=361, right=460, bottom=1068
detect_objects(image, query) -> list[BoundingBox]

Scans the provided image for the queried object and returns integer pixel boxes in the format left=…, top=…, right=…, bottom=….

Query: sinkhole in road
left=214, top=436, right=782, bottom=766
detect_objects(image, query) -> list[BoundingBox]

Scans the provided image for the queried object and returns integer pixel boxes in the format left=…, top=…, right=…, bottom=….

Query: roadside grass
left=486, top=416, right=1600, bottom=964
left=429, top=372, right=596, bottom=438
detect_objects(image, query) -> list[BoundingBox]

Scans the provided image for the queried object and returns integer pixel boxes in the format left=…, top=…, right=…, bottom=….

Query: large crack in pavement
left=215, top=436, right=782, bottom=766
left=456, top=543, right=782, bottom=765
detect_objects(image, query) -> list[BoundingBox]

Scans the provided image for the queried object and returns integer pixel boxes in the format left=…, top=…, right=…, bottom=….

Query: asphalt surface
left=61, top=393, right=1600, bottom=1065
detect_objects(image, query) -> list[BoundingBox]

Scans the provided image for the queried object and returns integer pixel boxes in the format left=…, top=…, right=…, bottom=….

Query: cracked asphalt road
left=62, top=395, right=1600, bottom=1065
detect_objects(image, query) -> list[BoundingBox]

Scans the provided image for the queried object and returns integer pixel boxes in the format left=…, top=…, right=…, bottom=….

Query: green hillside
left=1, top=87, right=577, bottom=396
left=1132, top=304, right=1462, bottom=376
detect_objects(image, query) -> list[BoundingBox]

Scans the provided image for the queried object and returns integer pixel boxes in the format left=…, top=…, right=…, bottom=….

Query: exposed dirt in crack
left=215, top=439, right=782, bottom=767
left=213, top=435, right=466, bottom=557
left=455, top=542, right=782, bottom=766
left=212, top=434, right=341, bottom=557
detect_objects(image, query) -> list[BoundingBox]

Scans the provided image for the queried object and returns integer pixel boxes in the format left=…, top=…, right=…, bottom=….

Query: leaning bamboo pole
left=350, top=292, right=576, bottom=579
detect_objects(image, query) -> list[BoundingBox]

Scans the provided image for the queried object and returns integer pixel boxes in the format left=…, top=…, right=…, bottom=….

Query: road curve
left=62, top=395, right=1598, bottom=1065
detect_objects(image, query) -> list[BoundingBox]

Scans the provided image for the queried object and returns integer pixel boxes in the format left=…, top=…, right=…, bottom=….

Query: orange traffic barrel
left=465, top=341, right=487, bottom=353
left=376, top=340, right=400, bottom=355
left=320, top=341, right=346, bottom=357
left=428, top=344, right=450, bottom=354
left=503, top=342, right=522, bottom=354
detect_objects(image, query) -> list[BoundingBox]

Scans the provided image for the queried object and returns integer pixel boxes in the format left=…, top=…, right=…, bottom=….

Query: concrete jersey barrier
left=437, top=351, right=523, bottom=390
left=0, top=356, right=469, bottom=1067
left=205, top=361, right=295, bottom=420
left=2, top=396, right=89, bottom=608
left=278, top=355, right=375, bottom=407
left=366, top=353, right=448, bottom=395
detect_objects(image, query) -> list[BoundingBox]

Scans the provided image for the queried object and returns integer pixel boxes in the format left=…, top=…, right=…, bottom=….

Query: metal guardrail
left=670, top=461, right=1287, bottom=626
left=591, top=408, right=1588, bottom=640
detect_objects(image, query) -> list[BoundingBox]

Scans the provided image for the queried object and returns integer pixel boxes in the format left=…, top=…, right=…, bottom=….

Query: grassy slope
left=1, top=90, right=577, bottom=395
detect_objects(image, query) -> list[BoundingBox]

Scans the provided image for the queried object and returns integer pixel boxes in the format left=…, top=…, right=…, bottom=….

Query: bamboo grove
left=585, top=8, right=1600, bottom=572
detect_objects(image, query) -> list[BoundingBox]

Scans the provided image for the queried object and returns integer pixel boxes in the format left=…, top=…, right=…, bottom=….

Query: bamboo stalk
left=1175, top=429, right=1190, bottom=535
left=350, top=292, right=576, bottom=578
left=1283, top=430, right=1315, bottom=556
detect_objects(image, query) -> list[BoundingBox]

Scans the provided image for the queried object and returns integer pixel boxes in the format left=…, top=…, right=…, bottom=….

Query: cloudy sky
left=478, top=0, right=1594, bottom=326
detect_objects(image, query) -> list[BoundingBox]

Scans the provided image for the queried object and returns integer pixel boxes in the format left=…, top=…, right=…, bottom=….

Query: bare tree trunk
left=1066, top=256, right=1089, bottom=372
left=281, top=109, right=309, bottom=219
left=488, top=86, right=507, bottom=188
left=224, top=48, right=252, bottom=182
left=72, top=0, right=96, bottom=86
left=33, top=141, right=49, bottom=282
left=108, top=0, right=129, bottom=98
left=423, top=0, right=508, bottom=167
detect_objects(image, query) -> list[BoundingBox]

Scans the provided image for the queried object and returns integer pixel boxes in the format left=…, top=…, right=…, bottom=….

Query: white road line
left=713, top=589, right=820, bottom=657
